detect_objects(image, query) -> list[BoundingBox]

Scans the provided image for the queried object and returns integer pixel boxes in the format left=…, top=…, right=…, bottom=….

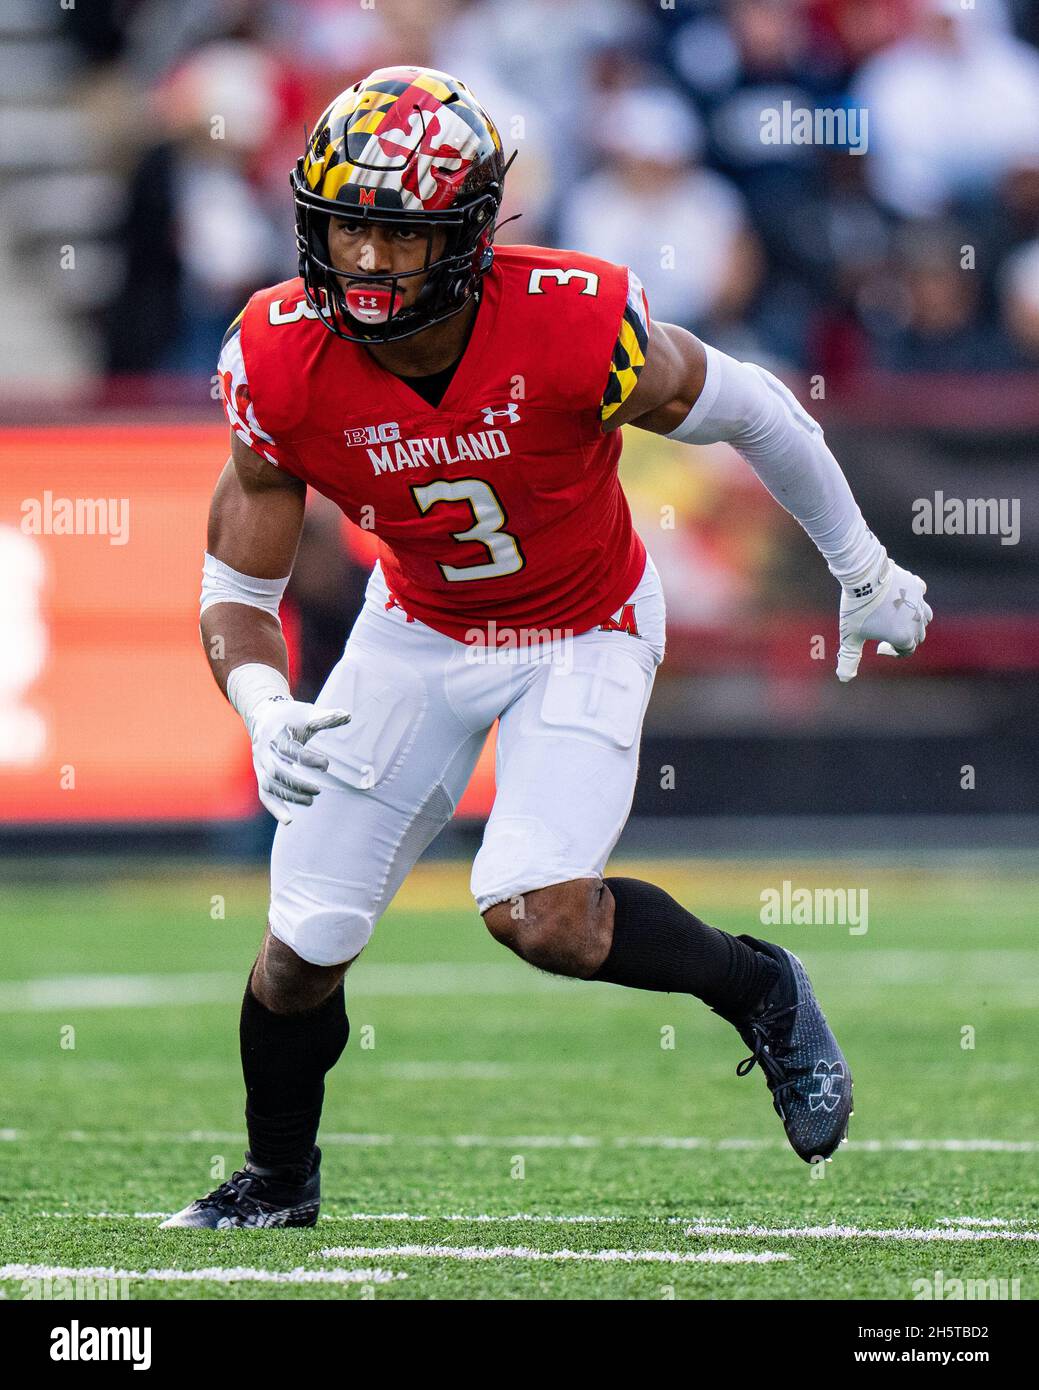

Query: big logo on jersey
left=344, top=422, right=401, bottom=447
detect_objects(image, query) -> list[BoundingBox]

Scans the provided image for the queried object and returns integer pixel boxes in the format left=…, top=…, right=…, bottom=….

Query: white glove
left=836, top=552, right=933, bottom=683
left=248, top=696, right=351, bottom=824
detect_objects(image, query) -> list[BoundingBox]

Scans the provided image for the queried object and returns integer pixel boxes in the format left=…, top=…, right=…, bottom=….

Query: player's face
left=327, top=218, right=447, bottom=311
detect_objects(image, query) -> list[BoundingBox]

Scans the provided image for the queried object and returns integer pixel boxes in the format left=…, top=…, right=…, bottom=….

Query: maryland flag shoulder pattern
left=601, top=268, right=650, bottom=424
left=215, top=306, right=284, bottom=467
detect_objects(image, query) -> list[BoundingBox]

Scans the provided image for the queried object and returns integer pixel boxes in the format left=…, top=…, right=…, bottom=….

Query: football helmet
left=290, top=66, right=513, bottom=344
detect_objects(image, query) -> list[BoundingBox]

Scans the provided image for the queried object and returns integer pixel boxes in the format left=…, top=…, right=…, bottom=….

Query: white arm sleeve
left=667, top=343, right=884, bottom=586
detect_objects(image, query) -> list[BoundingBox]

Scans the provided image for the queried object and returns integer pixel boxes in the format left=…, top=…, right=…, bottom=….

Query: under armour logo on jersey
left=481, top=404, right=520, bottom=426
left=808, top=1059, right=845, bottom=1112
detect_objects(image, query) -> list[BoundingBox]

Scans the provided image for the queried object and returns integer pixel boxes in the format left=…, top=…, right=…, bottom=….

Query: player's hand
left=247, top=697, right=351, bottom=824
left=836, top=554, right=933, bottom=683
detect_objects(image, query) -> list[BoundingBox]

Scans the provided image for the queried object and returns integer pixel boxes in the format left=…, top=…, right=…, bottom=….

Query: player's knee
left=268, top=903, right=373, bottom=977
left=269, top=873, right=375, bottom=970
left=483, top=880, right=607, bottom=975
left=483, top=895, right=568, bottom=965
left=471, top=814, right=574, bottom=921
left=253, top=928, right=354, bottom=1013
left=483, top=896, right=533, bottom=953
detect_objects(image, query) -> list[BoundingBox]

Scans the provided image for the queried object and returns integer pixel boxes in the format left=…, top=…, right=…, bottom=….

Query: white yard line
left=0, top=1263, right=405, bottom=1285
left=842, top=1139, right=1039, bottom=1153
left=0, top=974, right=244, bottom=1012
left=368, top=1061, right=606, bottom=1080
left=7, top=1129, right=1039, bottom=1153
left=318, top=1244, right=790, bottom=1264
left=1, top=950, right=1034, bottom=1011
left=936, top=1217, right=1018, bottom=1227
left=340, top=1212, right=639, bottom=1225
left=41, top=1210, right=642, bottom=1224
left=42, top=1211, right=1038, bottom=1241
left=2, top=1059, right=640, bottom=1081
left=0, top=965, right=574, bottom=1011
left=684, top=1222, right=1039, bottom=1243
left=7, top=1057, right=1032, bottom=1082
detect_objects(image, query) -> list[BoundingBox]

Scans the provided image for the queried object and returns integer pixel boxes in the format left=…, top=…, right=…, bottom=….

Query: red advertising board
left=0, top=423, right=497, bottom=823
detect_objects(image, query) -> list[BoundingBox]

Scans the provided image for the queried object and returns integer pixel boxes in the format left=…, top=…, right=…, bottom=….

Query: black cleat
left=714, top=938, right=853, bottom=1163
left=160, top=1148, right=321, bottom=1228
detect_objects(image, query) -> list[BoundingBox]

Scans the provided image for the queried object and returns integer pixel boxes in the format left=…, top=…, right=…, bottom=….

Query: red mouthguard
left=345, top=283, right=405, bottom=324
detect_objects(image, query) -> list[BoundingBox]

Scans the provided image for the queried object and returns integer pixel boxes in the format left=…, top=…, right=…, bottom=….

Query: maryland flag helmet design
left=290, top=66, right=513, bottom=343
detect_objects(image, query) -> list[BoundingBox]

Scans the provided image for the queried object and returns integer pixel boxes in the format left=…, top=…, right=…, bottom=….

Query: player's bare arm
left=606, top=318, right=934, bottom=681
left=201, top=433, right=306, bottom=696
left=200, top=432, right=350, bottom=827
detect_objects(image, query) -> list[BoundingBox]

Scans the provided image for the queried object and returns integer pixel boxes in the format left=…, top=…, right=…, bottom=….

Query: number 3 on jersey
left=411, top=478, right=526, bottom=583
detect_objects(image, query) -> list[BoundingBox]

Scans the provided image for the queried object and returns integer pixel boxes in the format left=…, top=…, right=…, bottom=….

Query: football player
left=163, top=67, right=931, bottom=1228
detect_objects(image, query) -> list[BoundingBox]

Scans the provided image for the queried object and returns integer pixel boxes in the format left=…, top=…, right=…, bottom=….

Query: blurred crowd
left=52, top=0, right=1039, bottom=382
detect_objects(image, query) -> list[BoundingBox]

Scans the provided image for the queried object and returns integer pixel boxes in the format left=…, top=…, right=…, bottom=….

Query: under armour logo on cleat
left=808, top=1059, right=845, bottom=1112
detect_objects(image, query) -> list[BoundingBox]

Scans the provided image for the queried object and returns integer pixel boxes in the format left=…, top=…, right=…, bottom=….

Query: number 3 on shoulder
left=528, top=268, right=599, bottom=296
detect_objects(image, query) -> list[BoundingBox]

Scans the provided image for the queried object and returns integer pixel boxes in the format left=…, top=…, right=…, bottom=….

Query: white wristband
left=200, top=552, right=290, bottom=619
left=226, top=663, right=291, bottom=738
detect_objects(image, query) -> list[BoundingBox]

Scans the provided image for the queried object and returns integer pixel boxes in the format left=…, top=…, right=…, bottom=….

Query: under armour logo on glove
left=809, top=1059, right=845, bottom=1112
left=892, top=588, right=921, bottom=618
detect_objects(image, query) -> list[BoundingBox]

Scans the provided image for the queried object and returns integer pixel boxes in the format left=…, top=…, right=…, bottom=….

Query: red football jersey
left=218, top=244, right=651, bottom=643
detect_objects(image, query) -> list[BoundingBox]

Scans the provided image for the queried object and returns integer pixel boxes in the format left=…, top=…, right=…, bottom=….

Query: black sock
left=593, top=876, right=779, bottom=1015
left=239, top=974, right=349, bottom=1173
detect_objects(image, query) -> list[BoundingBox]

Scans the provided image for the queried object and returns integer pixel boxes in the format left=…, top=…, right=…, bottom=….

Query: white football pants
left=268, top=555, right=666, bottom=965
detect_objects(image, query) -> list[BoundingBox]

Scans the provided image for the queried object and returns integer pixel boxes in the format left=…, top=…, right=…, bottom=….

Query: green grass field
left=1, top=855, right=1037, bottom=1300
